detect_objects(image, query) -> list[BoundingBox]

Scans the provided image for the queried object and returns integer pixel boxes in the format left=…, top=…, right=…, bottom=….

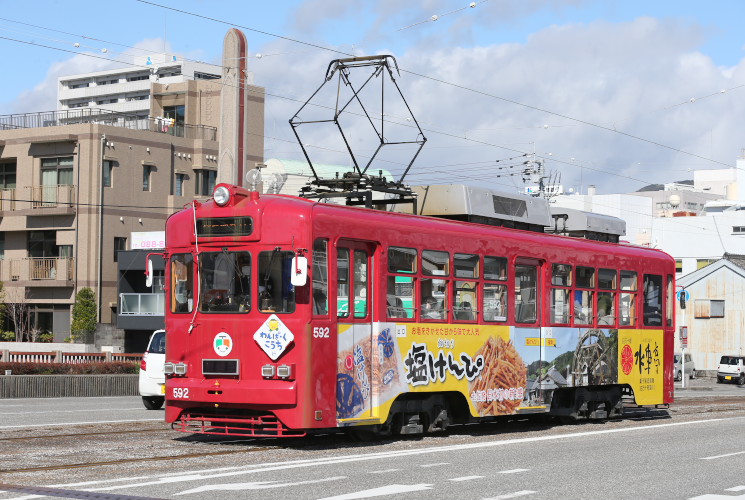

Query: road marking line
left=0, top=408, right=145, bottom=415
left=0, top=418, right=163, bottom=429
left=727, top=487, right=745, bottom=492
left=700, top=451, right=745, bottom=460
left=450, top=475, right=484, bottom=481
left=39, top=415, right=745, bottom=494
left=484, top=490, right=536, bottom=500
left=368, top=469, right=400, bottom=474
left=316, top=484, right=433, bottom=500
left=419, top=462, right=450, bottom=467
left=499, top=469, right=529, bottom=474
left=174, top=476, right=346, bottom=496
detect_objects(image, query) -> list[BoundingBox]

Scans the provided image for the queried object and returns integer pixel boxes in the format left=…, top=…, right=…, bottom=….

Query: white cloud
left=255, top=15, right=745, bottom=194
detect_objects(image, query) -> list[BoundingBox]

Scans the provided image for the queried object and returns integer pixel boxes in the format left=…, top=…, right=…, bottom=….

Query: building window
left=0, top=162, right=16, bottom=189
left=195, top=169, right=216, bottom=196
left=143, top=165, right=153, bottom=191
left=733, top=226, right=745, bottom=234
left=127, top=74, right=149, bottom=82
left=28, top=230, right=58, bottom=258
left=696, top=259, right=716, bottom=270
left=694, top=299, right=725, bottom=318
left=0, top=233, right=4, bottom=260
left=174, top=173, right=186, bottom=196
left=68, top=81, right=89, bottom=89
left=103, top=160, right=116, bottom=188
left=42, top=157, right=73, bottom=185
left=69, top=101, right=89, bottom=108
left=114, top=237, right=127, bottom=262
left=164, top=105, right=185, bottom=125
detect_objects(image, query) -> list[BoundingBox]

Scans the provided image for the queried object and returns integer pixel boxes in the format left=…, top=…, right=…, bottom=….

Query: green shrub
left=0, top=361, right=139, bottom=375
left=0, top=330, right=15, bottom=342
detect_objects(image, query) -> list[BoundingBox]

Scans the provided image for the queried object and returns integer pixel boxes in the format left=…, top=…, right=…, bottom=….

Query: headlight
left=213, top=186, right=231, bottom=206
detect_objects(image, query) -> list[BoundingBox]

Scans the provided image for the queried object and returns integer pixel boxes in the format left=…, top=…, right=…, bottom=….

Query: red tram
left=159, top=183, right=676, bottom=437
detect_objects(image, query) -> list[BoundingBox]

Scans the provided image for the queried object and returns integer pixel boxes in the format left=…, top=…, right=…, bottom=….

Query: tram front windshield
left=199, top=251, right=251, bottom=313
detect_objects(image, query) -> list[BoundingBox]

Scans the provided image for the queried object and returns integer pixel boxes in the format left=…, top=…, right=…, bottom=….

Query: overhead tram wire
left=0, top=33, right=664, bottom=190
left=4, top=6, right=742, bottom=175
left=0, top=30, right=729, bottom=189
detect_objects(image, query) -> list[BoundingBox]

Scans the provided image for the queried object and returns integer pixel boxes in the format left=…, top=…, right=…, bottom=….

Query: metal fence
left=0, top=350, right=141, bottom=364
left=0, top=374, right=138, bottom=398
left=0, top=108, right=217, bottom=141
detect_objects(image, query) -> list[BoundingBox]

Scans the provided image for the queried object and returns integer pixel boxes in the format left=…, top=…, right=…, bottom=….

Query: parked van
left=716, top=355, right=745, bottom=385
left=139, top=329, right=166, bottom=409
left=673, top=353, right=695, bottom=381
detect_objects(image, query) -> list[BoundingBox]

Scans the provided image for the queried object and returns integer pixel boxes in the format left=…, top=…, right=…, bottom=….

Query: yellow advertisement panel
left=617, top=329, right=664, bottom=406
left=336, top=323, right=665, bottom=424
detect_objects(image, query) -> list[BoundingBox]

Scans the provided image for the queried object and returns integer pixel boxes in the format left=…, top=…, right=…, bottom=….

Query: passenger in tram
left=422, top=295, right=444, bottom=320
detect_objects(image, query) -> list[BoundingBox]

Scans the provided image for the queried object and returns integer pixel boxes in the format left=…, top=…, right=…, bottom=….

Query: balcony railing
left=30, top=258, right=75, bottom=281
left=0, top=258, right=75, bottom=282
left=0, top=189, right=16, bottom=211
left=0, top=108, right=217, bottom=141
left=119, top=293, right=165, bottom=316
left=25, top=185, right=76, bottom=209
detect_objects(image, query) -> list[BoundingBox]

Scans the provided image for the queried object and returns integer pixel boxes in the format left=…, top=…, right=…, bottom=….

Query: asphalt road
left=0, top=380, right=743, bottom=500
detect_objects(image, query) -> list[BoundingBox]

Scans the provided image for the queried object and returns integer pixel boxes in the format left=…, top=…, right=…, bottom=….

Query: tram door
left=335, top=240, right=376, bottom=421
left=513, top=259, right=549, bottom=406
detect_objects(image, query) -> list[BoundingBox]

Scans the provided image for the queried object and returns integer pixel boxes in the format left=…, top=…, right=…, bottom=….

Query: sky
left=1, top=0, right=745, bottom=195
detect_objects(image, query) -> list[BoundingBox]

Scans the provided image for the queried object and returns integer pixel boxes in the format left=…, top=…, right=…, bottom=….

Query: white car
left=717, top=355, right=745, bottom=385
left=139, top=329, right=166, bottom=410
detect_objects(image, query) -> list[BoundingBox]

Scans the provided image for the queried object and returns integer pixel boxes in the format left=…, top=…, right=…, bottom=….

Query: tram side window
left=312, top=239, right=328, bottom=315
left=388, top=246, right=417, bottom=273
left=422, top=250, right=449, bottom=276
left=573, top=266, right=595, bottom=325
left=257, top=250, right=296, bottom=314
left=514, top=265, right=537, bottom=323
left=483, top=283, right=507, bottom=322
left=387, top=276, right=414, bottom=319
left=551, top=264, right=572, bottom=324
left=337, top=248, right=350, bottom=318
left=353, top=250, right=368, bottom=318
left=484, top=256, right=507, bottom=281
left=199, top=251, right=251, bottom=313
left=643, top=274, right=663, bottom=326
left=598, top=269, right=617, bottom=326
left=170, top=253, right=194, bottom=313
left=421, top=278, right=447, bottom=320
left=387, top=247, right=416, bottom=320
left=454, top=253, right=479, bottom=278
left=620, top=270, right=638, bottom=326
left=454, top=280, right=477, bottom=321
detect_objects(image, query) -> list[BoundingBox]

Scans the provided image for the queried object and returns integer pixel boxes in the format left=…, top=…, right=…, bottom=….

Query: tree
left=3, top=287, right=32, bottom=342
left=71, top=287, right=97, bottom=343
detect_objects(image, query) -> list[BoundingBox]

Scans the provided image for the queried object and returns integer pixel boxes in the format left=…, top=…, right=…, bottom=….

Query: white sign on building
left=131, top=231, right=165, bottom=250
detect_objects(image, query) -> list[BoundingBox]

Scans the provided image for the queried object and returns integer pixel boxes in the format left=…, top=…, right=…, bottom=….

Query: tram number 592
left=313, top=327, right=330, bottom=339
left=173, top=387, right=190, bottom=399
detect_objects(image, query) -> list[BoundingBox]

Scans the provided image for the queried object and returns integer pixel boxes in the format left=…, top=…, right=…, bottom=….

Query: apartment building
left=0, top=74, right=265, bottom=349
left=57, top=54, right=222, bottom=123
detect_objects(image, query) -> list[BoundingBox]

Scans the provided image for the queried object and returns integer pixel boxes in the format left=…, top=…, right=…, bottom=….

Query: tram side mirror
left=145, top=256, right=154, bottom=288
left=291, top=256, right=308, bottom=287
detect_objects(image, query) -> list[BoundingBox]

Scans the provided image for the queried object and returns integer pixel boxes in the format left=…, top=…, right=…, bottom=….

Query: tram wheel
left=142, top=396, right=164, bottom=410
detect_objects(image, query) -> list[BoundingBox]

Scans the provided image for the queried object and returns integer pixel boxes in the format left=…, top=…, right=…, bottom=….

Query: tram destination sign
left=196, top=216, right=253, bottom=237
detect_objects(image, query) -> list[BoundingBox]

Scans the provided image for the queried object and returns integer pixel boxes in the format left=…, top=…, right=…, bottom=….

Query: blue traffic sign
left=676, top=289, right=690, bottom=301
